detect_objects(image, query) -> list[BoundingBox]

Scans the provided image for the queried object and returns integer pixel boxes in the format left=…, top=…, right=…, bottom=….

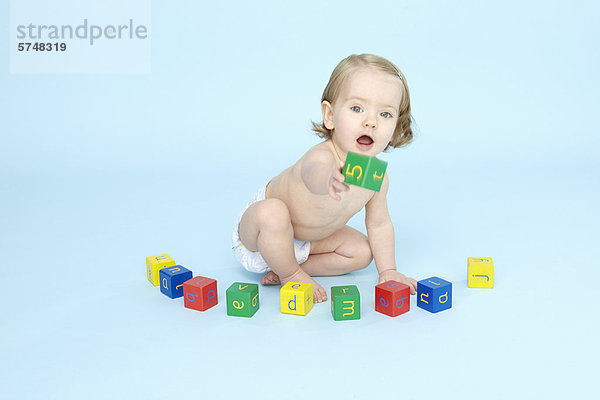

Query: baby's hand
left=379, top=270, right=418, bottom=294
left=328, top=161, right=350, bottom=201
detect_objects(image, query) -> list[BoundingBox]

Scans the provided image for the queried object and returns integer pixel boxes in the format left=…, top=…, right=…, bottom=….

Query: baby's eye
left=351, top=106, right=362, bottom=113
left=380, top=112, right=393, bottom=118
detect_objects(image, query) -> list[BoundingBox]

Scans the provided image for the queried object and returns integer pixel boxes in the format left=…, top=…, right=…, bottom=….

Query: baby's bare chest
left=303, top=188, right=371, bottom=219
left=270, top=178, right=373, bottom=240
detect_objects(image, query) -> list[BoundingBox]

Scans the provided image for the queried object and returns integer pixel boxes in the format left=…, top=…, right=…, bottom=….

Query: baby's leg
left=301, top=226, right=373, bottom=276
left=237, top=199, right=327, bottom=302
left=260, top=226, right=373, bottom=284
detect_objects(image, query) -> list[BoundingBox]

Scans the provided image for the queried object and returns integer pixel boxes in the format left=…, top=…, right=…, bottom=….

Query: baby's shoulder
left=301, top=141, right=336, bottom=165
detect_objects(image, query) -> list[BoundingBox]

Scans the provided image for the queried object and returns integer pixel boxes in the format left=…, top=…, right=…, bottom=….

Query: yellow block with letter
left=468, top=257, right=494, bottom=288
left=280, top=282, right=314, bottom=316
left=146, top=254, right=176, bottom=286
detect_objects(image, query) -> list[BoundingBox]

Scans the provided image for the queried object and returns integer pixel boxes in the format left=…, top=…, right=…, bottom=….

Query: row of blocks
left=147, top=254, right=494, bottom=319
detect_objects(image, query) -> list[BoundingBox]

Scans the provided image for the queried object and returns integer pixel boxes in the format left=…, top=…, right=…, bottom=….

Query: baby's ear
left=322, top=100, right=334, bottom=130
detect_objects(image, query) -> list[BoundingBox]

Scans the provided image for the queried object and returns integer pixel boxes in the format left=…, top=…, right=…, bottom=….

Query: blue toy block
left=160, top=265, right=193, bottom=299
left=417, top=276, right=452, bottom=313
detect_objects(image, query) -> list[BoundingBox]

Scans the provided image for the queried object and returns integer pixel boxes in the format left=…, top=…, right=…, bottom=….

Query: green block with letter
left=331, top=285, right=361, bottom=321
left=226, top=282, right=259, bottom=318
left=343, top=151, right=388, bottom=192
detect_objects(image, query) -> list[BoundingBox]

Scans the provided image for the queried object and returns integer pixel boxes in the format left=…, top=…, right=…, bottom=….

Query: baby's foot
left=281, top=268, right=328, bottom=303
left=260, top=271, right=281, bottom=285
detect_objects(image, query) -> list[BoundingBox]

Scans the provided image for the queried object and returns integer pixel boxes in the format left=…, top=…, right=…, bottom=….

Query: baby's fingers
left=408, top=279, right=417, bottom=294
left=328, top=185, right=342, bottom=201
left=331, top=180, right=349, bottom=193
left=333, top=167, right=346, bottom=182
left=333, top=171, right=350, bottom=191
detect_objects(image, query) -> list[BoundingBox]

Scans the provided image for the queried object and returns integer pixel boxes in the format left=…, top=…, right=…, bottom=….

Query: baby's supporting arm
left=365, top=174, right=417, bottom=294
left=300, top=149, right=349, bottom=201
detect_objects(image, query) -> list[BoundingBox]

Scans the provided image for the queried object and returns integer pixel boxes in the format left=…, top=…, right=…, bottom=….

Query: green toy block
left=226, top=282, right=259, bottom=318
left=331, top=285, right=360, bottom=321
left=343, top=151, right=388, bottom=192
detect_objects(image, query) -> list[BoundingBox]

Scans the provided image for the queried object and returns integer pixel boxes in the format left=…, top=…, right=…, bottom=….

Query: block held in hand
left=343, top=151, right=388, bottom=192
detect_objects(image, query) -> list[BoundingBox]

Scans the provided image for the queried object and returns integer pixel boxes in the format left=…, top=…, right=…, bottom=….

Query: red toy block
left=375, top=280, right=410, bottom=317
left=183, top=276, right=218, bottom=311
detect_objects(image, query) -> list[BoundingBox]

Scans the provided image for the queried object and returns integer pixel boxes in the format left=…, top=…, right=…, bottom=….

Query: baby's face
left=325, top=67, right=403, bottom=157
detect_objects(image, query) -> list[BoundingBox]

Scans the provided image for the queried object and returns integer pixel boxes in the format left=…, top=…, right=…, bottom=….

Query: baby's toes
left=312, top=289, right=321, bottom=303
left=316, top=287, right=328, bottom=303
left=311, top=290, right=319, bottom=303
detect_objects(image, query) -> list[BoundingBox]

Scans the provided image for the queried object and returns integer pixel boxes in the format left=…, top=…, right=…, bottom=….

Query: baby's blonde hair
left=312, top=54, right=414, bottom=150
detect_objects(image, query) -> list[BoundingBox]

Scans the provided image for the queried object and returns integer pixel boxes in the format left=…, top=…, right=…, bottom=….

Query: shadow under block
left=375, top=280, right=410, bottom=317
left=160, top=265, right=193, bottom=299
left=183, top=276, right=218, bottom=311
left=280, top=282, right=314, bottom=316
left=331, top=285, right=360, bottom=321
left=343, top=151, right=388, bottom=192
left=468, top=257, right=494, bottom=288
left=226, top=282, right=259, bottom=318
left=146, top=254, right=176, bottom=286
left=417, top=277, right=452, bottom=313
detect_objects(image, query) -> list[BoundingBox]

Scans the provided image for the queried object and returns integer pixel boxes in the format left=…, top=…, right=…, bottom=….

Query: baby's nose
left=363, top=111, right=377, bottom=128
left=363, top=118, right=376, bottom=128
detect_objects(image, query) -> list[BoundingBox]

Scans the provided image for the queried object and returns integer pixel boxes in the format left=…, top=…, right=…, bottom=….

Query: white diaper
left=232, top=183, right=311, bottom=274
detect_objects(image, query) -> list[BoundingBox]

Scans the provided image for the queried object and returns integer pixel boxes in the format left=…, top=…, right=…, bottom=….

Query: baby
left=232, top=53, right=417, bottom=303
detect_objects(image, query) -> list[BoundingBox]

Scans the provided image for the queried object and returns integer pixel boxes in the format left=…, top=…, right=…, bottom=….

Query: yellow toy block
left=468, top=257, right=494, bottom=288
left=146, top=254, right=176, bottom=286
left=280, top=282, right=313, bottom=316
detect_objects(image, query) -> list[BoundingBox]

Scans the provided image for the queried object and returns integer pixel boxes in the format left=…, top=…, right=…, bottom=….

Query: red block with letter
left=375, top=280, right=410, bottom=317
left=183, top=276, right=218, bottom=311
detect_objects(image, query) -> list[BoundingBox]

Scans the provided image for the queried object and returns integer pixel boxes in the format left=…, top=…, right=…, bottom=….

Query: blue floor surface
left=1, top=166, right=598, bottom=399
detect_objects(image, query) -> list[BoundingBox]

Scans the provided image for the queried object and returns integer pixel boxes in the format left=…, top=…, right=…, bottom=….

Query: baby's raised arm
left=300, top=149, right=349, bottom=201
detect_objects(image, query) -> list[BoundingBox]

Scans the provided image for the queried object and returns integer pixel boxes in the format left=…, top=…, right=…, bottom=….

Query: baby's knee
left=255, top=199, right=292, bottom=231
left=354, top=238, right=373, bottom=270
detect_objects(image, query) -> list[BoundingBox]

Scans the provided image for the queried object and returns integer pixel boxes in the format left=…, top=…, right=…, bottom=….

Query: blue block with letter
left=160, top=265, right=193, bottom=299
left=417, top=276, right=452, bottom=313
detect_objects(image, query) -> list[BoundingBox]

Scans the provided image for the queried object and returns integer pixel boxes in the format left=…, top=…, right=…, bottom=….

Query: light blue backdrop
left=1, top=1, right=598, bottom=399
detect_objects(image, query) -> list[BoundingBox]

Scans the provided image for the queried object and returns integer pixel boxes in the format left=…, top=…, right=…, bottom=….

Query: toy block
left=183, top=276, right=218, bottom=311
left=226, top=282, right=259, bottom=318
left=160, top=265, right=193, bottom=299
left=417, top=277, right=452, bottom=313
left=375, top=280, right=410, bottom=317
left=146, top=254, right=176, bottom=286
left=280, top=282, right=313, bottom=316
left=343, top=151, right=388, bottom=192
left=331, top=285, right=360, bottom=321
left=468, top=257, right=494, bottom=288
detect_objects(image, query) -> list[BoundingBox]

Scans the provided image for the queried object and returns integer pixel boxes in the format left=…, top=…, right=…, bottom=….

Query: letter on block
left=160, top=265, right=193, bottom=299
left=417, top=277, right=452, bottom=313
left=343, top=151, right=388, bottom=192
left=226, top=282, right=259, bottom=318
left=331, top=285, right=360, bottom=321
left=468, top=257, right=494, bottom=288
left=146, top=254, right=176, bottom=286
left=183, top=276, right=218, bottom=311
left=280, top=282, right=313, bottom=316
left=375, top=280, right=410, bottom=317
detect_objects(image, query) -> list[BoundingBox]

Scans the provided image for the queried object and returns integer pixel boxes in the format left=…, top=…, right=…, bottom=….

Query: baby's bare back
left=265, top=141, right=374, bottom=242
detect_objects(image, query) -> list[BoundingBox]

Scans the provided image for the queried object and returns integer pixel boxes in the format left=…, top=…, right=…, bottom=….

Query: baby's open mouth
left=357, top=135, right=374, bottom=145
